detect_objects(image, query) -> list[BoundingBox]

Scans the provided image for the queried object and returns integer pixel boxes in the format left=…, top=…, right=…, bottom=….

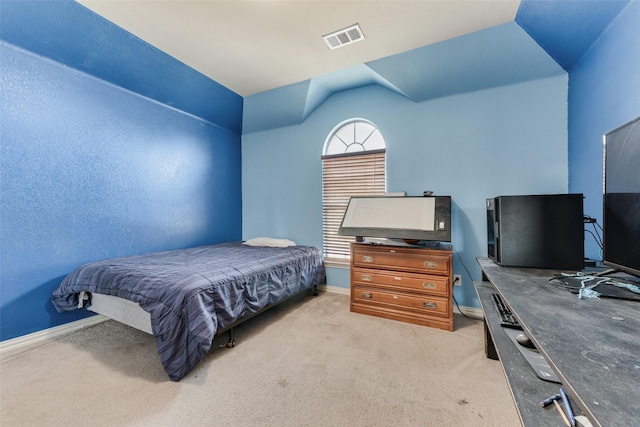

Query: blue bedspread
left=51, top=242, right=325, bottom=381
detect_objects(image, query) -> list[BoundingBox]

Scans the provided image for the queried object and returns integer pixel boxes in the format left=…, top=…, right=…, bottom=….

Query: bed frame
left=86, top=285, right=319, bottom=348
left=54, top=242, right=325, bottom=380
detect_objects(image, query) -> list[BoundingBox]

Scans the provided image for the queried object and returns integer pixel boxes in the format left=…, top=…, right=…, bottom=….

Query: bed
left=51, top=241, right=325, bottom=381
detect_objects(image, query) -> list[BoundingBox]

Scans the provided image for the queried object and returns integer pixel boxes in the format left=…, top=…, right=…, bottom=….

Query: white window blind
left=322, top=150, right=386, bottom=260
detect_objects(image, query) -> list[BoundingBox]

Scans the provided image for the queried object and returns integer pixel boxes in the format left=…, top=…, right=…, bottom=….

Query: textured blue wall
left=0, top=0, right=242, bottom=133
left=242, top=21, right=568, bottom=309
left=243, top=73, right=569, bottom=308
left=243, top=22, right=565, bottom=134
left=1, top=41, right=242, bottom=339
left=516, top=0, right=630, bottom=71
left=568, top=1, right=640, bottom=261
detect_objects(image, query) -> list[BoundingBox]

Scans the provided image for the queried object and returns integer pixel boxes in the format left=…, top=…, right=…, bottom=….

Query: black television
left=603, top=116, right=640, bottom=277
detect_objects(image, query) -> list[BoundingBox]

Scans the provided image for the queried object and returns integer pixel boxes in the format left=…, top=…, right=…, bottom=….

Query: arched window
left=322, top=119, right=386, bottom=261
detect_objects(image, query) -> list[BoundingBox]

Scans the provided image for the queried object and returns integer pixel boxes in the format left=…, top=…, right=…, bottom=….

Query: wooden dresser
left=350, top=242, right=453, bottom=331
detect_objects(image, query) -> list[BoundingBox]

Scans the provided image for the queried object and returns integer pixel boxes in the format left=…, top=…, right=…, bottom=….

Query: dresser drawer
left=352, top=247, right=450, bottom=275
left=350, top=243, right=454, bottom=331
left=352, top=286, right=450, bottom=318
left=352, top=267, right=450, bottom=296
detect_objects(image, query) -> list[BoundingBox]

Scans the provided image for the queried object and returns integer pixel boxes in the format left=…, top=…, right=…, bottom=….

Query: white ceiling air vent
left=322, top=24, right=365, bottom=50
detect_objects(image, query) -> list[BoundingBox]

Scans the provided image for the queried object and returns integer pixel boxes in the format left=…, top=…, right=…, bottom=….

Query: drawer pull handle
left=423, top=282, right=437, bottom=289
left=361, top=274, right=372, bottom=281
left=362, top=256, right=374, bottom=263
left=362, top=292, right=373, bottom=299
left=424, top=261, right=438, bottom=268
left=423, top=301, right=437, bottom=309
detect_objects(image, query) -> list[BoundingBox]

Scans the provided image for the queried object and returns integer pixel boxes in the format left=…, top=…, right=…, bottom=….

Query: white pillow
left=242, top=237, right=296, bottom=247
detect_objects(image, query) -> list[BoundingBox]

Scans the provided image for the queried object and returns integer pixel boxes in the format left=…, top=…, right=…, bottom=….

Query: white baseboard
left=1, top=287, right=346, bottom=354
left=317, top=283, right=350, bottom=295
left=454, top=305, right=484, bottom=320
left=1, top=289, right=483, bottom=354
left=0, top=315, right=108, bottom=354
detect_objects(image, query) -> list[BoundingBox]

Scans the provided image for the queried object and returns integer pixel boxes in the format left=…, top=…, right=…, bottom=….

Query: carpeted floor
left=0, top=291, right=520, bottom=426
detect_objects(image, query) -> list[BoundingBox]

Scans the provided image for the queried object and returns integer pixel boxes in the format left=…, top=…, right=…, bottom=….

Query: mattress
left=52, top=242, right=325, bottom=380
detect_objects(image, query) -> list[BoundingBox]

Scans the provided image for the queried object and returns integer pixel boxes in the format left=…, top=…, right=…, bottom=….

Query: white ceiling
left=77, top=0, right=520, bottom=97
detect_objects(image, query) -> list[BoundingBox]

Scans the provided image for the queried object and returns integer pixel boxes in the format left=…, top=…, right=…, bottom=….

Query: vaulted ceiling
left=1, top=0, right=631, bottom=133
left=77, top=0, right=520, bottom=97
left=76, top=0, right=629, bottom=98
left=77, top=0, right=628, bottom=134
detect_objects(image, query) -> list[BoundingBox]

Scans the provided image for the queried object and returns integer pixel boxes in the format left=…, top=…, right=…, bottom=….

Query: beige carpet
left=0, top=291, right=520, bottom=426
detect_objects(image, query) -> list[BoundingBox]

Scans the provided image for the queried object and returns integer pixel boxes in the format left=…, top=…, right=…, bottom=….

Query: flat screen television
left=603, top=116, right=640, bottom=277
left=338, top=196, right=451, bottom=242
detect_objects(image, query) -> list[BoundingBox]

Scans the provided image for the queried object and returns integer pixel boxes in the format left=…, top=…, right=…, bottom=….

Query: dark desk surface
left=476, top=258, right=640, bottom=427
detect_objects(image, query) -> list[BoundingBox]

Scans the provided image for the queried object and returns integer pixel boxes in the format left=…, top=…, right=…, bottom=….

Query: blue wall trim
left=0, top=0, right=243, bottom=133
